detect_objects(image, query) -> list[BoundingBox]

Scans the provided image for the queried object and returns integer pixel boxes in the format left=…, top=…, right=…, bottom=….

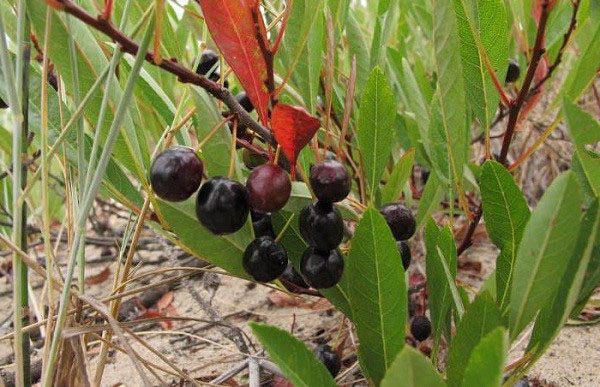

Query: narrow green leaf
left=357, top=67, right=397, bottom=201
left=347, top=13, right=371, bottom=94
left=382, top=148, right=416, bottom=204
left=416, top=173, right=443, bottom=230
left=429, top=0, right=468, bottom=191
left=480, top=160, right=530, bottom=312
left=564, top=101, right=600, bottom=197
left=461, top=327, right=508, bottom=387
left=447, top=292, right=502, bottom=387
left=381, top=346, right=446, bottom=387
left=510, top=172, right=583, bottom=337
left=453, top=0, right=508, bottom=128
left=250, top=323, right=337, bottom=387
left=564, top=11, right=600, bottom=101
left=528, top=200, right=600, bottom=357
left=348, top=207, right=407, bottom=384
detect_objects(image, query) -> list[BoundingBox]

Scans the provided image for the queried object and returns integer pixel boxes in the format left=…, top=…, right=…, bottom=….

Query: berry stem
left=228, top=120, right=238, bottom=179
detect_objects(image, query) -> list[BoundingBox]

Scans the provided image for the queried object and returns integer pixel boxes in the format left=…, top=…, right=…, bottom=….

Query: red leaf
left=271, top=103, right=321, bottom=169
left=196, top=0, right=270, bottom=124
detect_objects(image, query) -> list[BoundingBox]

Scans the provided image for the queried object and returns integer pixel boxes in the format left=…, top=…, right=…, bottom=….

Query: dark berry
left=150, top=147, right=203, bottom=202
left=380, top=203, right=416, bottom=241
left=251, top=210, right=276, bottom=238
left=209, top=71, right=229, bottom=88
left=505, top=60, right=520, bottom=84
left=397, top=241, right=411, bottom=270
left=314, top=344, right=341, bottom=377
left=421, top=169, right=430, bottom=185
left=242, top=148, right=268, bottom=169
left=410, top=315, right=432, bottom=341
left=309, top=160, right=351, bottom=203
left=196, top=177, right=250, bottom=235
left=243, top=236, right=287, bottom=282
left=246, top=164, right=291, bottom=213
left=236, top=92, right=254, bottom=112
left=299, top=202, right=344, bottom=251
left=196, top=49, right=219, bottom=76
left=300, top=248, right=344, bottom=289
left=281, top=262, right=308, bottom=290
left=0, top=97, right=7, bottom=109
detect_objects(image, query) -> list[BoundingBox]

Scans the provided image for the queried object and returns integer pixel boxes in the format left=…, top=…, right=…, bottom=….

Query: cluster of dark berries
left=298, top=159, right=351, bottom=289
left=149, top=145, right=295, bottom=283
left=380, top=202, right=416, bottom=270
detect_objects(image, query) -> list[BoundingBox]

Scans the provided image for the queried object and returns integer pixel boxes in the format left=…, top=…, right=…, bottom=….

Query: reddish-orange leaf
left=196, top=0, right=270, bottom=124
left=85, top=266, right=111, bottom=286
left=271, top=103, right=321, bottom=169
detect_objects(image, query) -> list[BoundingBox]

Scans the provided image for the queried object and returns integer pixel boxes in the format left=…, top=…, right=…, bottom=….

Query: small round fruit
left=251, top=210, right=276, bottom=238
left=208, top=71, right=229, bottom=88
left=299, top=202, right=344, bottom=251
left=281, top=262, right=308, bottom=290
left=380, top=203, right=416, bottom=241
left=397, top=241, right=411, bottom=270
left=309, top=160, right=351, bottom=203
left=243, top=236, right=287, bottom=282
left=246, top=164, right=292, bottom=213
left=150, top=147, right=203, bottom=202
left=236, top=92, right=254, bottom=112
left=314, top=344, right=341, bottom=377
left=300, top=248, right=344, bottom=289
left=410, top=315, right=432, bottom=341
left=196, top=49, right=219, bottom=75
left=505, top=59, right=521, bottom=84
left=196, top=177, right=250, bottom=235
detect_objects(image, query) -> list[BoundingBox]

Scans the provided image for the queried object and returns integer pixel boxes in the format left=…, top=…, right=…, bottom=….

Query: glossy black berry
left=397, top=241, right=411, bottom=270
left=251, top=210, right=276, bottom=238
left=410, top=315, right=432, bottom=341
left=299, top=202, right=344, bottom=251
left=281, top=262, right=309, bottom=290
left=236, top=92, right=254, bottom=112
left=247, top=164, right=292, bottom=213
left=196, top=177, right=250, bottom=235
left=309, top=160, right=351, bottom=203
left=380, top=203, right=416, bottom=241
left=300, top=247, right=344, bottom=289
left=505, top=60, right=521, bottom=84
left=314, top=344, right=341, bottom=377
left=196, top=49, right=219, bottom=76
left=243, top=236, right=287, bottom=282
left=150, top=147, right=203, bottom=202
left=208, top=71, right=229, bottom=88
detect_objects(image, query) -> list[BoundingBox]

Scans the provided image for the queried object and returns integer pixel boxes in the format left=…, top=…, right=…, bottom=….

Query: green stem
left=42, top=16, right=155, bottom=387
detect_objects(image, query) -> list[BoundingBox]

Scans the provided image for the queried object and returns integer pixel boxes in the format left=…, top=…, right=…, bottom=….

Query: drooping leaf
left=416, top=172, right=444, bottom=230
left=380, top=346, right=446, bottom=387
left=429, top=0, right=468, bottom=198
left=197, top=0, right=270, bottom=124
left=250, top=323, right=337, bottom=387
left=271, top=103, right=321, bottom=168
left=381, top=148, right=415, bottom=204
left=447, top=292, right=502, bottom=387
left=347, top=208, right=407, bottom=384
left=357, top=67, right=397, bottom=201
left=528, top=200, right=600, bottom=358
left=461, top=327, right=508, bottom=387
left=564, top=101, right=600, bottom=197
left=510, top=172, right=583, bottom=337
left=480, top=160, right=530, bottom=312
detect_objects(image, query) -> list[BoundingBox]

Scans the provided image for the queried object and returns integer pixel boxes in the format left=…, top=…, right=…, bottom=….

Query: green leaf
left=382, top=148, right=416, bottom=204
left=416, top=173, right=443, bottom=230
left=347, top=13, right=371, bottom=94
left=528, top=200, right=600, bottom=357
left=453, top=0, right=508, bottom=128
left=154, top=199, right=252, bottom=278
left=564, top=101, right=600, bottom=197
left=357, top=67, right=397, bottom=202
left=461, top=327, right=508, bottom=387
left=425, top=221, right=457, bottom=358
left=348, top=207, right=407, bottom=384
left=510, top=172, right=583, bottom=337
left=381, top=346, right=446, bottom=387
left=480, top=160, right=530, bottom=312
left=250, top=323, right=336, bottom=387
left=447, top=292, right=502, bottom=387
left=429, top=0, right=468, bottom=192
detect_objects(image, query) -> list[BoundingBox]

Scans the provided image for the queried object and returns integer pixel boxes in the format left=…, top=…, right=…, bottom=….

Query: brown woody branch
left=52, top=0, right=276, bottom=147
